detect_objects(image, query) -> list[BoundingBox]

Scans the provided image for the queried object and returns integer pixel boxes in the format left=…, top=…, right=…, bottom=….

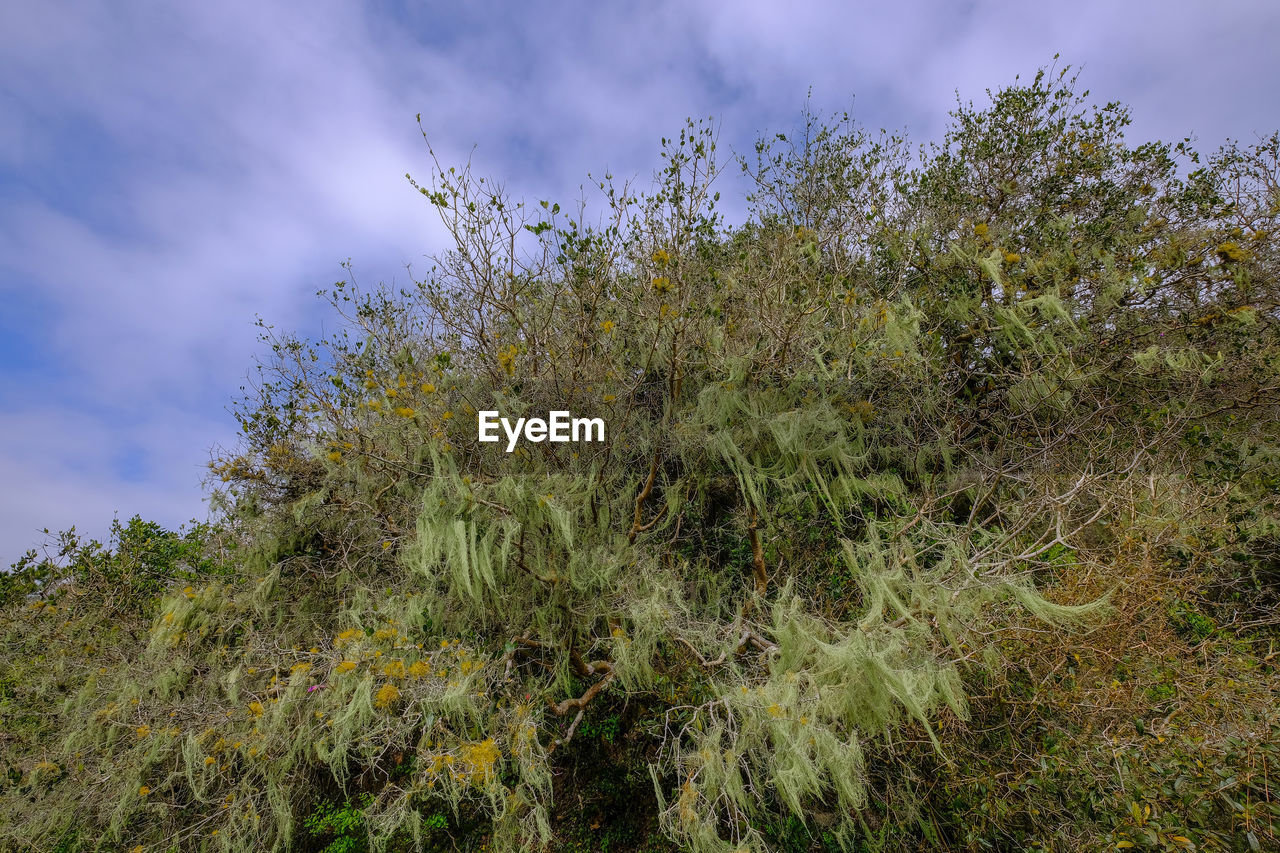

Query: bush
left=2, top=64, right=1278, bottom=852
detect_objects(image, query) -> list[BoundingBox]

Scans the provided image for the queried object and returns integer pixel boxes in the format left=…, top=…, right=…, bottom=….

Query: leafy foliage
left=2, top=64, right=1278, bottom=852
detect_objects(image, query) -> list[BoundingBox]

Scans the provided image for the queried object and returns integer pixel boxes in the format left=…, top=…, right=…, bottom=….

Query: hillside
left=3, top=67, right=1278, bottom=853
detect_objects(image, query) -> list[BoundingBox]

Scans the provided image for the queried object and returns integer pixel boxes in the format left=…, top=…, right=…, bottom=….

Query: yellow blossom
left=1217, top=242, right=1248, bottom=263
left=374, top=683, right=400, bottom=710
left=459, top=738, right=502, bottom=785
left=496, top=343, right=518, bottom=375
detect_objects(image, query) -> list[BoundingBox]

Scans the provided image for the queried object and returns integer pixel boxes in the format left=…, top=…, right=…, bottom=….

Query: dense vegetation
left=3, top=66, right=1279, bottom=852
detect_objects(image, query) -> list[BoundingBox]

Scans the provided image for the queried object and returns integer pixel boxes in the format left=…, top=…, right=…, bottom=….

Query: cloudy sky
left=1, top=0, right=1277, bottom=566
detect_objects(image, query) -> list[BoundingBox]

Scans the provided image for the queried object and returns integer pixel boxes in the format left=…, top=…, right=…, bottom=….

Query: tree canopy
left=3, top=65, right=1279, bottom=853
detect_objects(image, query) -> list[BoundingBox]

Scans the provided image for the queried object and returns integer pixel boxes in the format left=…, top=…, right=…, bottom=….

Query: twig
left=628, top=451, right=661, bottom=543
left=550, top=668, right=615, bottom=716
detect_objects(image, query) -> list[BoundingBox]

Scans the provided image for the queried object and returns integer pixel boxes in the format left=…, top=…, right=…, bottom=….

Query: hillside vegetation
left=3, top=67, right=1279, bottom=852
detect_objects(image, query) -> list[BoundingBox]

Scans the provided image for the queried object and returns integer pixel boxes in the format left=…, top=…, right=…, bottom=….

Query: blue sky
left=2, top=0, right=1278, bottom=565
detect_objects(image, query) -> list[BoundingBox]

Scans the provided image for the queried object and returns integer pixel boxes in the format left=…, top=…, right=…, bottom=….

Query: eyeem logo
left=478, top=410, right=605, bottom=452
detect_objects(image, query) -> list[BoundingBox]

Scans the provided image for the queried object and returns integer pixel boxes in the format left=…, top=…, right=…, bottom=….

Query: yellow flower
left=247, top=701, right=264, bottom=717
left=495, top=343, right=518, bottom=375
left=459, top=738, right=502, bottom=785
left=327, top=451, right=342, bottom=462
left=205, top=756, right=216, bottom=766
left=394, top=406, right=415, bottom=418
left=1217, top=241, right=1247, bottom=263
left=973, top=222, right=989, bottom=239
left=409, top=661, right=431, bottom=678
left=652, top=248, right=670, bottom=266
left=135, top=725, right=151, bottom=738
left=1003, top=251, right=1020, bottom=264
left=139, top=786, right=151, bottom=796
left=336, top=661, right=357, bottom=674
left=652, top=276, right=672, bottom=293
left=374, top=683, right=400, bottom=710
left=600, top=319, right=616, bottom=333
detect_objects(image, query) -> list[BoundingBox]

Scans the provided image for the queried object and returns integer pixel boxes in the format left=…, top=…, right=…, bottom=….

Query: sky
left=2, top=0, right=1278, bottom=566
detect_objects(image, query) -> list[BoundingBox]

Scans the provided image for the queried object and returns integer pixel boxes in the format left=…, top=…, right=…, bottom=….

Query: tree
left=3, top=65, right=1277, bottom=852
